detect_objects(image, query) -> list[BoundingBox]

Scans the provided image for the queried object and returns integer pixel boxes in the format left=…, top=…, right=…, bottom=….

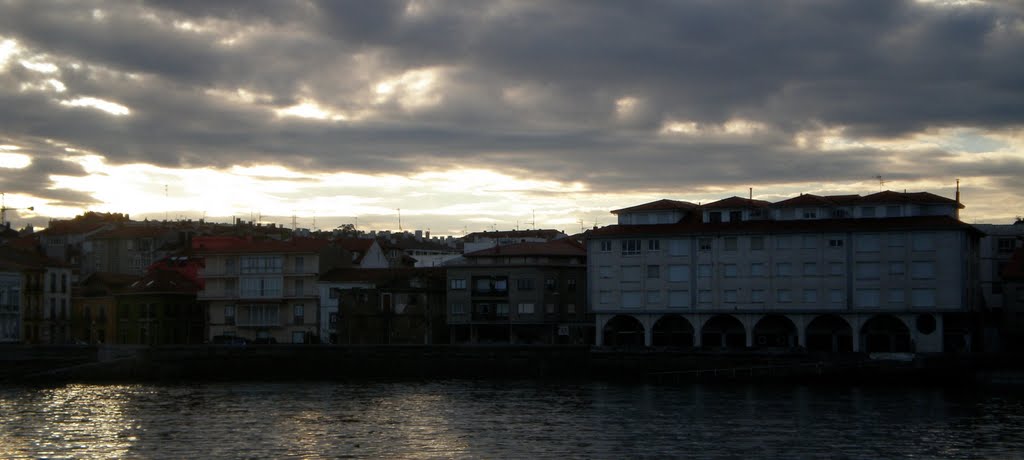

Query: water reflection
left=1, top=381, right=1023, bottom=458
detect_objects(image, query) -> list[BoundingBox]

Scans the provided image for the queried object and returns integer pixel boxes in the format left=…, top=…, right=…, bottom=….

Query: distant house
left=446, top=238, right=592, bottom=345
left=72, top=272, right=137, bottom=345
left=318, top=267, right=447, bottom=344
left=462, top=229, right=568, bottom=254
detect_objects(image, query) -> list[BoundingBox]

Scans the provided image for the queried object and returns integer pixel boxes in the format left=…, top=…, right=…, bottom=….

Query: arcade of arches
left=597, top=312, right=965, bottom=353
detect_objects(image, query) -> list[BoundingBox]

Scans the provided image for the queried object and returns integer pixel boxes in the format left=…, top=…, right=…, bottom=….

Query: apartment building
left=446, top=238, right=592, bottom=344
left=587, top=191, right=981, bottom=353
left=195, top=236, right=328, bottom=344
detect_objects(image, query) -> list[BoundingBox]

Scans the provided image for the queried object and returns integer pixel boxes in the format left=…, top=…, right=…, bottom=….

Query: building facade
left=446, top=239, right=592, bottom=344
left=588, top=191, right=981, bottom=353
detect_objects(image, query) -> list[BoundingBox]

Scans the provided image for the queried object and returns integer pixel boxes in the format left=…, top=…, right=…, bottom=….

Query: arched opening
left=752, top=315, right=798, bottom=349
left=806, top=315, right=853, bottom=353
left=701, top=314, right=746, bottom=349
left=652, top=315, right=694, bottom=347
left=602, top=315, right=645, bottom=347
left=861, top=315, right=911, bottom=353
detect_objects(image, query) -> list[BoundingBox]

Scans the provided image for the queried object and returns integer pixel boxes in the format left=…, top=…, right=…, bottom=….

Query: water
left=1, top=381, right=1023, bottom=459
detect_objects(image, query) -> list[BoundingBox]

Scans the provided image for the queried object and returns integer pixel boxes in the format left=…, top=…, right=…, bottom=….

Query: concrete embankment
left=4, top=345, right=1016, bottom=385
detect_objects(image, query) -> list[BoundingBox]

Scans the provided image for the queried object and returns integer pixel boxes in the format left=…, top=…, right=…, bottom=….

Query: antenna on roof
left=164, top=184, right=168, bottom=222
left=875, top=175, right=885, bottom=191
left=749, top=187, right=752, bottom=200
left=397, top=208, right=403, bottom=231
left=955, top=178, right=961, bottom=205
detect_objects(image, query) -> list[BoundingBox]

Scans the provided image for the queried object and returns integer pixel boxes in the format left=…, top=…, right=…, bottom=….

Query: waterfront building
left=998, top=248, right=1024, bottom=350
left=446, top=238, right=592, bottom=344
left=110, top=268, right=204, bottom=345
left=587, top=191, right=982, bottom=353
left=0, top=245, right=73, bottom=344
left=317, top=267, right=447, bottom=344
left=194, top=236, right=329, bottom=344
left=71, top=272, right=137, bottom=345
left=0, top=265, right=22, bottom=343
left=80, top=224, right=185, bottom=277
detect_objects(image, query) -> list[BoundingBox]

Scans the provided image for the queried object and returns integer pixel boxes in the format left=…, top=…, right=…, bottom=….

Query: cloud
left=0, top=0, right=1021, bottom=228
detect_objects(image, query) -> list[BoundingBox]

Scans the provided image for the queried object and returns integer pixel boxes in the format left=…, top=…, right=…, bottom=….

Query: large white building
left=587, top=191, right=982, bottom=353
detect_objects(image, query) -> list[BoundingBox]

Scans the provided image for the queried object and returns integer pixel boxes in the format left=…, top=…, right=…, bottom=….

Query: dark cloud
left=0, top=0, right=1022, bottom=203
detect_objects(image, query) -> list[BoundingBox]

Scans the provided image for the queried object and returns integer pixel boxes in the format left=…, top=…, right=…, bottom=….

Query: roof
left=463, top=229, right=565, bottom=241
left=91, top=225, right=174, bottom=239
left=702, top=196, right=773, bottom=209
left=0, top=244, right=65, bottom=270
left=76, top=272, right=139, bottom=296
left=318, top=267, right=446, bottom=286
left=774, top=194, right=841, bottom=207
left=587, top=215, right=984, bottom=238
left=860, top=190, right=964, bottom=209
left=120, top=268, right=200, bottom=295
left=611, top=199, right=699, bottom=215
left=191, top=236, right=331, bottom=254
left=463, top=238, right=587, bottom=257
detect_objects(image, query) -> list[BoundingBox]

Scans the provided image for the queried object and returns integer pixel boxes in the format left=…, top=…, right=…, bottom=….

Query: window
left=329, top=288, right=340, bottom=299
left=240, top=255, right=283, bottom=273
left=622, top=265, right=642, bottom=281
left=545, top=278, right=558, bottom=290
left=292, top=331, right=306, bottom=344
left=750, top=263, right=766, bottom=277
left=724, top=237, right=738, bottom=251
left=856, top=234, right=880, bottom=252
left=567, top=279, right=577, bottom=292
left=709, top=211, right=722, bottom=223
left=724, top=264, right=738, bottom=278
left=912, top=234, right=935, bottom=251
left=61, top=274, right=67, bottom=293
left=516, top=278, right=535, bottom=290
left=889, top=234, right=906, bottom=247
left=912, top=289, right=936, bottom=308
left=225, top=257, right=236, bottom=274
left=598, top=266, right=612, bottom=279
left=496, top=303, right=510, bottom=317
left=889, top=262, right=905, bottom=276
left=668, top=239, right=689, bottom=256
left=599, top=291, right=612, bottom=304
left=888, top=289, right=905, bottom=304
left=803, top=210, right=818, bottom=219
left=886, top=205, right=902, bottom=217
left=723, top=290, right=738, bottom=303
left=776, top=262, right=792, bottom=277
left=911, top=261, right=935, bottom=279
left=224, top=305, right=235, bottom=325
left=49, top=273, right=56, bottom=293
left=293, top=304, right=304, bottom=325
left=622, top=291, right=642, bottom=308
left=668, top=290, right=690, bottom=307
left=647, top=265, right=660, bottom=279
left=750, top=236, right=764, bottom=250
left=698, top=264, right=712, bottom=278
left=802, top=236, right=818, bottom=249
left=776, top=236, right=792, bottom=249
left=777, top=289, right=792, bottom=303
left=698, top=290, right=712, bottom=304
left=567, top=303, right=577, bottom=313
left=599, top=240, right=613, bottom=252
left=803, top=289, right=818, bottom=303
left=646, top=290, right=661, bottom=304
left=829, top=238, right=844, bottom=248
left=294, top=256, right=305, bottom=273
left=450, top=303, right=466, bottom=314
left=830, top=289, right=844, bottom=303
left=698, top=238, right=712, bottom=251
left=856, top=289, right=881, bottom=308
left=998, top=238, right=1015, bottom=254
left=517, top=303, right=535, bottom=314
left=803, top=262, right=818, bottom=276
left=668, top=265, right=690, bottom=282
left=861, top=206, right=876, bottom=217
left=240, top=277, right=283, bottom=297
left=751, top=289, right=765, bottom=303
left=450, top=279, right=467, bottom=290
left=856, top=262, right=880, bottom=280
left=294, top=279, right=305, bottom=296
left=621, top=239, right=642, bottom=256
left=729, top=211, right=743, bottom=222
left=829, top=262, right=844, bottom=276
left=648, top=239, right=661, bottom=251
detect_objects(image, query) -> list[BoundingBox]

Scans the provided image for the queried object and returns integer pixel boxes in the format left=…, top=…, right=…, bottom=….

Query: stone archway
left=806, top=315, right=853, bottom=353
left=602, top=315, right=645, bottom=347
left=701, top=314, right=746, bottom=349
left=861, top=314, right=911, bottom=353
left=752, top=315, right=798, bottom=349
left=652, top=315, right=694, bottom=347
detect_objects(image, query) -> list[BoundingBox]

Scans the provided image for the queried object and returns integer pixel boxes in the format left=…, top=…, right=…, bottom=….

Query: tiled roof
left=860, top=190, right=963, bottom=209
left=463, top=229, right=565, bottom=241
left=120, top=268, right=200, bottom=295
left=463, top=238, right=586, bottom=257
left=191, top=236, right=330, bottom=254
left=92, top=225, right=174, bottom=239
left=702, top=196, right=773, bottom=209
left=0, top=245, right=64, bottom=270
left=611, top=199, right=699, bottom=214
left=318, top=267, right=445, bottom=285
left=774, top=194, right=841, bottom=207
left=587, top=215, right=983, bottom=238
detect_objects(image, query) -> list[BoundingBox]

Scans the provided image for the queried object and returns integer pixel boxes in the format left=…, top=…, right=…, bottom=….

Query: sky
left=0, top=0, right=1022, bottom=236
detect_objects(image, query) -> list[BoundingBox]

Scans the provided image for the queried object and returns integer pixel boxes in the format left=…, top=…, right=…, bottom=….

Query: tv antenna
left=1, top=193, right=34, bottom=228
left=875, top=175, right=885, bottom=191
